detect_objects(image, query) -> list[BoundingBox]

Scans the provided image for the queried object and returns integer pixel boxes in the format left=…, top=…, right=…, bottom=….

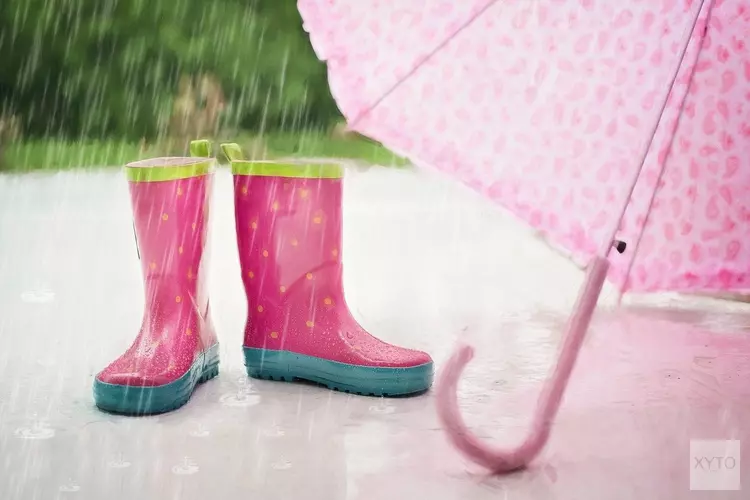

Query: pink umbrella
left=298, top=0, right=750, bottom=472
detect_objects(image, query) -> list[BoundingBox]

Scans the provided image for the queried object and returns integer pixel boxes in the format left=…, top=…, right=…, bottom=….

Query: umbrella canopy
left=300, top=0, right=749, bottom=293
left=299, top=0, right=749, bottom=472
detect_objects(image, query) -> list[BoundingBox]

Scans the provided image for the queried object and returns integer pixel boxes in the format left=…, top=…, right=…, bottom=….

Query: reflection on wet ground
left=0, top=167, right=748, bottom=499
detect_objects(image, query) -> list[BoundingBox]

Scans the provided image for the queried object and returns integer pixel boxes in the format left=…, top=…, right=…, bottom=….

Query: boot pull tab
left=220, top=143, right=246, bottom=162
left=189, top=139, right=212, bottom=158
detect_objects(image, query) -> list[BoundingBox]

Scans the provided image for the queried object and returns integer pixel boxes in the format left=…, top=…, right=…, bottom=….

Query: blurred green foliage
left=0, top=0, right=341, bottom=140
left=4, top=134, right=410, bottom=172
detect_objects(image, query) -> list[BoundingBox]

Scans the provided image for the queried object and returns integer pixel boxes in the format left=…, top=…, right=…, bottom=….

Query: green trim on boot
left=221, top=142, right=343, bottom=179
left=125, top=139, right=215, bottom=183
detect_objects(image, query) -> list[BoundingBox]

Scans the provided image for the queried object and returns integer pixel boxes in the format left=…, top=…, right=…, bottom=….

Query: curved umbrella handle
left=435, top=256, right=610, bottom=473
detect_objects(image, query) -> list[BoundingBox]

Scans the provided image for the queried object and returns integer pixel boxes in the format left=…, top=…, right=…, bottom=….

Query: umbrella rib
left=349, top=0, right=502, bottom=127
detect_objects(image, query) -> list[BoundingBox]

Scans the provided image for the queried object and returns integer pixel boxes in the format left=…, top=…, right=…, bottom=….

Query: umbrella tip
left=613, top=240, right=627, bottom=254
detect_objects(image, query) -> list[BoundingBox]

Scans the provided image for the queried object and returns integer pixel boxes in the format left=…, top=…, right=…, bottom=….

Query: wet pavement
left=0, top=165, right=749, bottom=499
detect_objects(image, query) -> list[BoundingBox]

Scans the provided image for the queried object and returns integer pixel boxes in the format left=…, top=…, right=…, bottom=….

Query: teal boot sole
left=244, top=347, right=432, bottom=397
left=93, top=343, right=220, bottom=415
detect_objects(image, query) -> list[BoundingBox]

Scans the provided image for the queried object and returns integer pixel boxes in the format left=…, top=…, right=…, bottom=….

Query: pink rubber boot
left=93, top=140, right=219, bottom=415
left=224, top=143, right=433, bottom=396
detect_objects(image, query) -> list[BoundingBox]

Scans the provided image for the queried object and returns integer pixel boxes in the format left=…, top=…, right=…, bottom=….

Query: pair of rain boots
left=93, top=141, right=434, bottom=415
